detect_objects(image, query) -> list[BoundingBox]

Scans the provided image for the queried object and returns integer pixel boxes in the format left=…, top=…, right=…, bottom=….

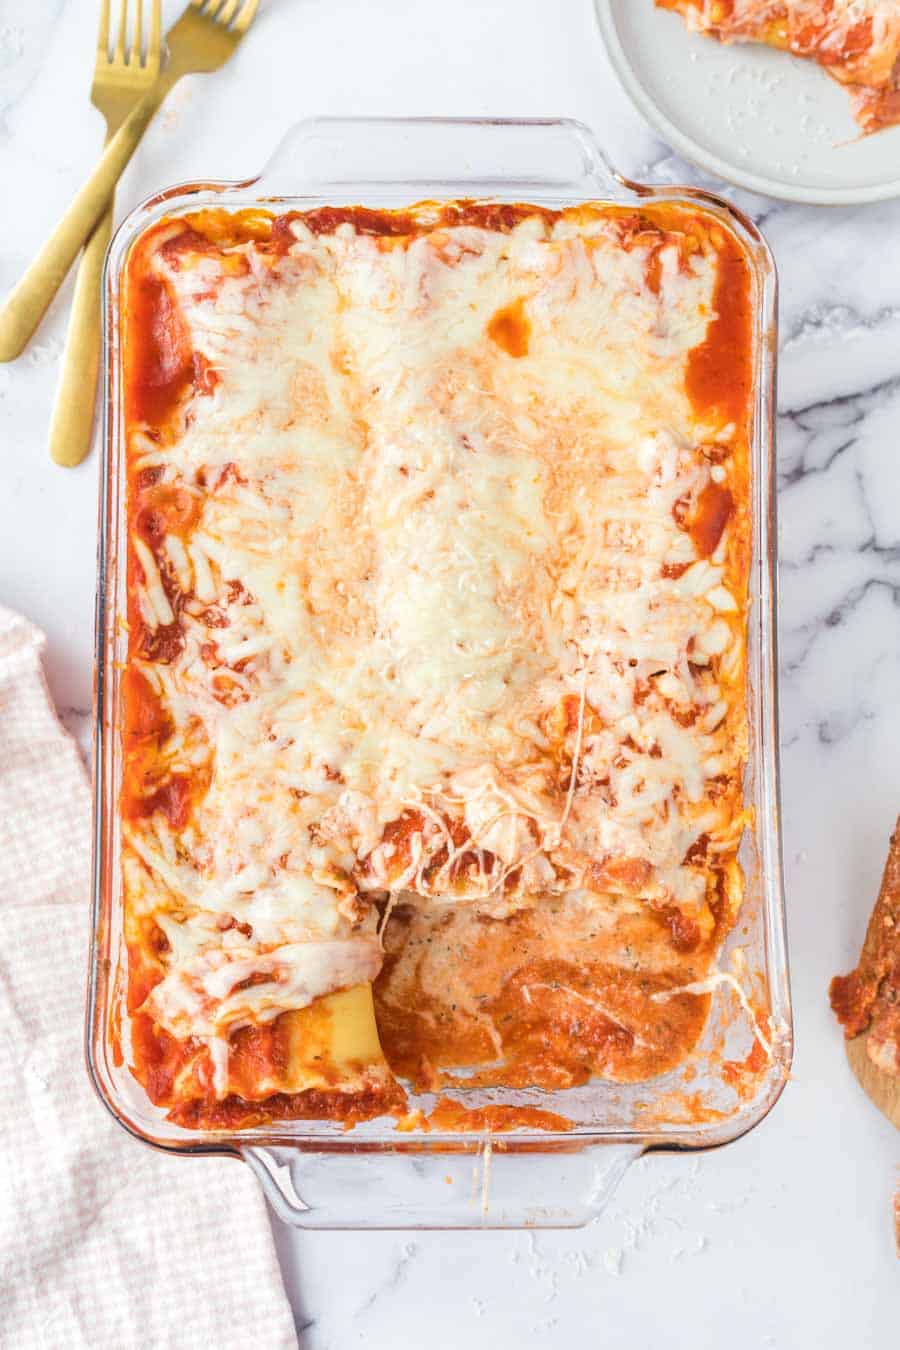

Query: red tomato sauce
left=685, top=233, right=752, bottom=431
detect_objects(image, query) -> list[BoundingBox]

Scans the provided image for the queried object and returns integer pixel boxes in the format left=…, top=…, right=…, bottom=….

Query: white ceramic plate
left=596, top=0, right=900, bottom=204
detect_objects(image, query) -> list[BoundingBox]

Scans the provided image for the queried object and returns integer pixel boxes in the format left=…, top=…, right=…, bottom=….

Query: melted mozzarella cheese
left=123, top=204, right=749, bottom=1087
left=146, top=936, right=383, bottom=1039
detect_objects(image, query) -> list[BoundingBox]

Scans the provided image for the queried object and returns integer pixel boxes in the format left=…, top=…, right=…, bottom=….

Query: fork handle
left=0, top=73, right=175, bottom=364
left=47, top=202, right=113, bottom=467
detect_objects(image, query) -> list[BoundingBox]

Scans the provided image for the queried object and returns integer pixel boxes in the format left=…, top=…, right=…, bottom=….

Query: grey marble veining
left=1, top=3, right=898, bottom=1347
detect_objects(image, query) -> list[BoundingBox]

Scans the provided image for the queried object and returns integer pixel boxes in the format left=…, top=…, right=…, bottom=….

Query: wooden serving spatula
left=845, top=1033, right=900, bottom=1129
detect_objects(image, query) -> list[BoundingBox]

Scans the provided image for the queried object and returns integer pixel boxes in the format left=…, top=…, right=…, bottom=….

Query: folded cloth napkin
left=0, top=608, right=298, bottom=1350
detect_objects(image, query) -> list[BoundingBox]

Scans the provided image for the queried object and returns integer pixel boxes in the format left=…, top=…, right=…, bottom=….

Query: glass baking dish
left=87, top=116, right=791, bottom=1229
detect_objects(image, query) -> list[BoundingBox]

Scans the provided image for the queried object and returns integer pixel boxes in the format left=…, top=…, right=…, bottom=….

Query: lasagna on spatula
left=119, top=200, right=753, bottom=1128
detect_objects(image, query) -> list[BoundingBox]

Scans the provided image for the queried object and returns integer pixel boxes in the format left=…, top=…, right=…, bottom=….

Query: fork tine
left=129, top=0, right=142, bottom=65
left=233, top=0, right=259, bottom=32
left=114, top=0, right=127, bottom=61
left=218, top=0, right=240, bottom=22
left=148, top=0, right=161, bottom=67
left=97, top=0, right=110, bottom=55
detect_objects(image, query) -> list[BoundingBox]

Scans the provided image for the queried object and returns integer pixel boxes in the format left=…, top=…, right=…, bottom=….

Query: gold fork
left=0, top=0, right=259, bottom=365
left=49, top=0, right=162, bottom=468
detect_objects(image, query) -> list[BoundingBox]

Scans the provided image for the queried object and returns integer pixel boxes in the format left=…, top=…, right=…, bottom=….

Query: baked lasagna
left=118, top=199, right=753, bottom=1130
left=658, top=1, right=900, bottom=135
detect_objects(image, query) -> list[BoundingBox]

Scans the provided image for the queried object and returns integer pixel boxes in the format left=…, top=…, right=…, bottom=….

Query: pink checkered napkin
left=0, top=606, right=297, bottom=1350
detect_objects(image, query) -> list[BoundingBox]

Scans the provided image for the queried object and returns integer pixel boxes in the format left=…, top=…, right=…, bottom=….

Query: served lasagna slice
left=119, top=199, right=753, bottom=1128
left=658, top=1, right=900, bottom=135
left=830, top=817, right=900, bottom=1076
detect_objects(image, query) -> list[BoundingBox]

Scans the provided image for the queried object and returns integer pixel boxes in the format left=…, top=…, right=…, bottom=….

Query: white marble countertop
left=2, top=1, right=898, bottom=1345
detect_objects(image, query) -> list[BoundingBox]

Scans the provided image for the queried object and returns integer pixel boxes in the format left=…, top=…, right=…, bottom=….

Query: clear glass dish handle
left=250, top=116, right=620, bottom=199
left=240, top=1141, right=641, bottom=1230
